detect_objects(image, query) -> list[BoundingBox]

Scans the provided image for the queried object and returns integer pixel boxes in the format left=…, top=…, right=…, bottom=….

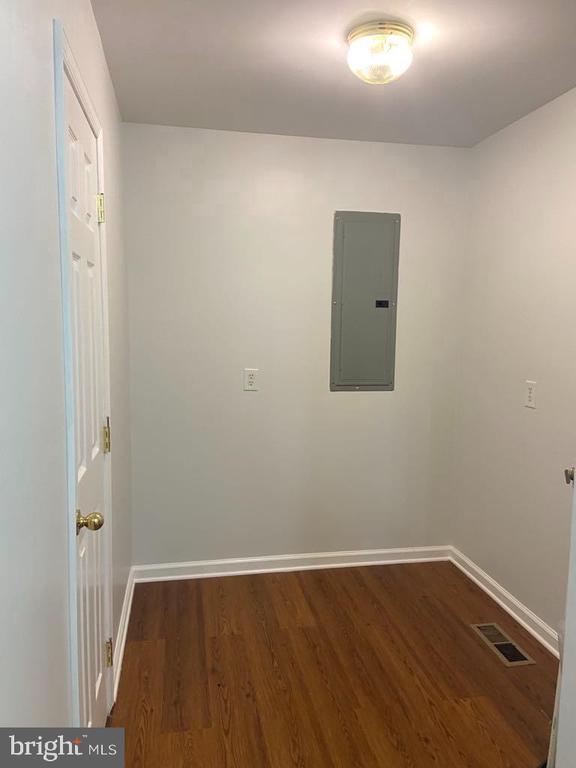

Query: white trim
left=113, top=568, right=135, bottom=701
left=112, top=546, right=559, bottom=706
left=120, top=546, right=559, bottom=664
left=98, top=559, right=561, bottom=702
left=133, top=546, right=452, bottom=583
left=449, top=546, right=560, bottom=657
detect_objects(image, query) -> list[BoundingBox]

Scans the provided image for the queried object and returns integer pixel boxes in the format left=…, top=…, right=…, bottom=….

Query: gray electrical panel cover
left=330, top=211, right=400, bottom=391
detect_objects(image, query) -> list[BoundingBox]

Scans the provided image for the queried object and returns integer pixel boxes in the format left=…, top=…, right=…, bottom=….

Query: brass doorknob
left=76, top=510, right=104, bottom=535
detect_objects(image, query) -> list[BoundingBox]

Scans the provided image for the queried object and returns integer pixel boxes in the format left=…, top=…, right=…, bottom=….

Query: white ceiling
left=92, top=0, right=576, bottom=147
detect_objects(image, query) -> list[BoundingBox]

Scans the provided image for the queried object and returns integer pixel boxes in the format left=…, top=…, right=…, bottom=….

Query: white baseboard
left=113, top=566, right=135, bottom=701
left=132, top=545, right=452, bottom=583
left=449, top=546, right=559, bottom=657
left=111, top=544, right=558, bottom=696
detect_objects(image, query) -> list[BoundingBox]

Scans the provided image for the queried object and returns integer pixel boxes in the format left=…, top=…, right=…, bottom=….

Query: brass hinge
left=97, top=193, right=105, bottom=224
left=102, top=417, right=111, bottom=454
left=105, top=637, right=113, bottom=668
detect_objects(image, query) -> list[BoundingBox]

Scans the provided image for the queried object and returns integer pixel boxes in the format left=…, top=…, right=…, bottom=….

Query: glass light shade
left=347, top=22, right=414, bottom=84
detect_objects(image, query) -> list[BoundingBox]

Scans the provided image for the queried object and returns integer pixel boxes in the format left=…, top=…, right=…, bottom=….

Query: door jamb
left=53, top=20, right=115, bottom=725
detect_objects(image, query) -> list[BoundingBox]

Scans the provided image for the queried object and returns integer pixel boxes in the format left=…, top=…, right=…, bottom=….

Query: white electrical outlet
left=243, top=368, right=259, bottom=391
left=525, top=380, right=537, bottom=409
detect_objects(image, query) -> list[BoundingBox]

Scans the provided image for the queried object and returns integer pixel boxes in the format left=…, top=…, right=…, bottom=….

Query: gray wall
left=4, top=0, right=575, bottom=730
left=124, top=97, right=576, bottom=637
left=123, top=123, right=470, bottom=565
left=0, top=0, right=131, bottom=725
left=441, top=87, right=576, bottom=630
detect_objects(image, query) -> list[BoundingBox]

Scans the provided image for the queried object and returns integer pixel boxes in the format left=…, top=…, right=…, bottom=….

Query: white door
left=65, top=74, right=112, bottom=728
left=556, top=468, right=576, bottom=765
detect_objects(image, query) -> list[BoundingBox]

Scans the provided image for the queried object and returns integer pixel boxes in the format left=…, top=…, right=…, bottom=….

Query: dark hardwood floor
left=109, top=562, right=557, bottom=767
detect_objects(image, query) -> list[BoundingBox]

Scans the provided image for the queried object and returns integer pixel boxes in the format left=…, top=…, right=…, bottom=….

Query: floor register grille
left=471, top=623, right=535, bottom=667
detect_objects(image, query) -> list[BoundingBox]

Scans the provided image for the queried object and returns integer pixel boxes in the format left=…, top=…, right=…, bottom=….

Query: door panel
left=556, top=486, right=576, bottom=764
left=65, top=75, right=109, bottom=728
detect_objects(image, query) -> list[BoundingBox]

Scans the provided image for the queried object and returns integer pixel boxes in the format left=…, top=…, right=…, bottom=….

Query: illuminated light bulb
left=347, top=21, right=414, bottom=84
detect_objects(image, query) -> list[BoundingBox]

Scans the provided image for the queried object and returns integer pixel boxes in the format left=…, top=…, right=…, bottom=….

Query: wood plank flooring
left=109, top=562, right=557, bottom=767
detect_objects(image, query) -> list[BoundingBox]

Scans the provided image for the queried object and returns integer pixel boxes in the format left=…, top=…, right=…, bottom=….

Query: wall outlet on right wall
left=525, top=380, right=537, bottom=409
left=243, top=368, right=259, bottom=391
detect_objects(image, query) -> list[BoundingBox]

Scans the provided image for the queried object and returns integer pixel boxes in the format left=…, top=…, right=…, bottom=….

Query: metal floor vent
left=471, top=623, right=535, bottom=667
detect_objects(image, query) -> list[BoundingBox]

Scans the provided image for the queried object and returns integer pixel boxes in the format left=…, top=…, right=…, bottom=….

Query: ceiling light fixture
left=347, top=21, right=414, bottom=84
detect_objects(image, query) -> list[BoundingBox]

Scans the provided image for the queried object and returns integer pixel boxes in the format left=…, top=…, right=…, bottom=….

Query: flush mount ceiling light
left=347, top=21, right=414, bottom=84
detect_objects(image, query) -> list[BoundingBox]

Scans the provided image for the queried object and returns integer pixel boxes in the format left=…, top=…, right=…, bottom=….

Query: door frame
left=556, top=490, right=576, bottom=763
left=53, top=20, right=114, bottom=725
